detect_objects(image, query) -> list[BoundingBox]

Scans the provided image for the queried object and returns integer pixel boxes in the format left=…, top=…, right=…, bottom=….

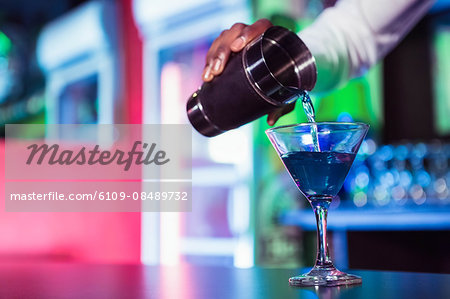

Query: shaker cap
left=244, top=26, right=317, bottom=105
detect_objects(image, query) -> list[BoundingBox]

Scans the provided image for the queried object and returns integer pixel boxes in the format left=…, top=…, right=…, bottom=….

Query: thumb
left=267, top=111, right=281, bottom=126
left=266, top=103, right=296, bottom=126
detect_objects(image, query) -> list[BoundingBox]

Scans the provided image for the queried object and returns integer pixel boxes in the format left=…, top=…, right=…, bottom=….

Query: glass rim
left=265, top=122, right=369, bottom=135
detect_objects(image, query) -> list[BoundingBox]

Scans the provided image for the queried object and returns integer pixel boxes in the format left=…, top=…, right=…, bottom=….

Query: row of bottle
left=341, top=139, right=450, bottom=208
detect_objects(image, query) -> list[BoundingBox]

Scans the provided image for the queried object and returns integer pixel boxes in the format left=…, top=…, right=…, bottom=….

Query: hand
left=201, top=19, right=295, bottom=126
left=202, top=19, right=272, bottom=82
left=202, top=19, right=295, bottom=126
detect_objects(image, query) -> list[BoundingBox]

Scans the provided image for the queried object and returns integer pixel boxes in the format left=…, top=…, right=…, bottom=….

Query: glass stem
left=310, top=197, right=334, bottom=268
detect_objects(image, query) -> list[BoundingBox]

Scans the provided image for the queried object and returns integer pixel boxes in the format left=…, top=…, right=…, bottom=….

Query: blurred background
left=0, top=0, right=449, bottom=273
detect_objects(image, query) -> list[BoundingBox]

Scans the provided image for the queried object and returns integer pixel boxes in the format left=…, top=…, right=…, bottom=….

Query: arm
left=202, top=0, right=435, bottom=124
left=299, top=0, right=435, bottom=92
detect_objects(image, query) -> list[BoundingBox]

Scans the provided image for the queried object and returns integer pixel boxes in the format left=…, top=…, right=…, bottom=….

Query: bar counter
left=0, top=262, right=448, bottom=298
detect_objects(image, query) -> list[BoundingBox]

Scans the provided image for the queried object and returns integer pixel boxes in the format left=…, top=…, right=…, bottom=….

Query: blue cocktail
left=267, top=122, right=369, bottom=286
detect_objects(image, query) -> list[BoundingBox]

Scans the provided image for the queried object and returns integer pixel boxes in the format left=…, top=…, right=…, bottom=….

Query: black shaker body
left=187, top=26, right=317, bottom=137
left=187, top=51, right=277, bottom=136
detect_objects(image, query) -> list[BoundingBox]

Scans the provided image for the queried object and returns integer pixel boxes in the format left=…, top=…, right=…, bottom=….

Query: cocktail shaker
left=186, top=26, right=317, bottom=137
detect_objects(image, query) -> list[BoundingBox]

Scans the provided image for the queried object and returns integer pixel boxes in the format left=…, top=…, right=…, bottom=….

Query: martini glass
left=266, top=122, right=369, bottom=287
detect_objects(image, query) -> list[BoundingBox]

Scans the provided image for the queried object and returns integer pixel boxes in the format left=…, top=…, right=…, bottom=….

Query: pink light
left=160, top=62, right=183, bottom=265
left=160, top=213, right=181, bottom=265
left=161, top=62, right=184, bottom=124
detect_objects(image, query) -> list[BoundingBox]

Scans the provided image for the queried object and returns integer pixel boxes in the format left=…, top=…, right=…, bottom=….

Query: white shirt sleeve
left=298, top=0, right=435, bottom=92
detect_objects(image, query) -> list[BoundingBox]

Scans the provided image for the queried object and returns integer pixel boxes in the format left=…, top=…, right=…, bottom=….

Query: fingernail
left=231, top=37, right=245, bottom=50
left=203, top=66, right=212, bottom=81
left=212, top=58, right=222, bottom=72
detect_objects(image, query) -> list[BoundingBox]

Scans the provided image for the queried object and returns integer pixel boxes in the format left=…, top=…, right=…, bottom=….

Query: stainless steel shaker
left=186, top=26, right=317, bottom=137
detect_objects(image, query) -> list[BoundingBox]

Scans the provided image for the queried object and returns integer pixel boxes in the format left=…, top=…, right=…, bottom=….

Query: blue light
left=431, top=0, right=450, bottom=12
left=337, top=112, right=353, bottom=122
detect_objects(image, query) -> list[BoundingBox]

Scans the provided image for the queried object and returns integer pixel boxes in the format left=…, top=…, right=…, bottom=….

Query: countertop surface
left=0, top=262, right=448, bottom=299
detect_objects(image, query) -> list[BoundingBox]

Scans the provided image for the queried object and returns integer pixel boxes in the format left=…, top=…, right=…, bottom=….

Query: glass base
left=289, top=266, right=362, bottom=287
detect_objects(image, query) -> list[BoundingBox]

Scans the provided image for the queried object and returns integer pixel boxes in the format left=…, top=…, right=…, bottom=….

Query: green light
left=0, top=31, right=12, bottom=57
left=433, top=27, right=450, bottom=136
left=314, top=63, right=383, bottom=129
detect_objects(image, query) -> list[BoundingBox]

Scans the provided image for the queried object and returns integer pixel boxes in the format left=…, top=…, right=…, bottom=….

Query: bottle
left=186, top=26, right=317, bottom=137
